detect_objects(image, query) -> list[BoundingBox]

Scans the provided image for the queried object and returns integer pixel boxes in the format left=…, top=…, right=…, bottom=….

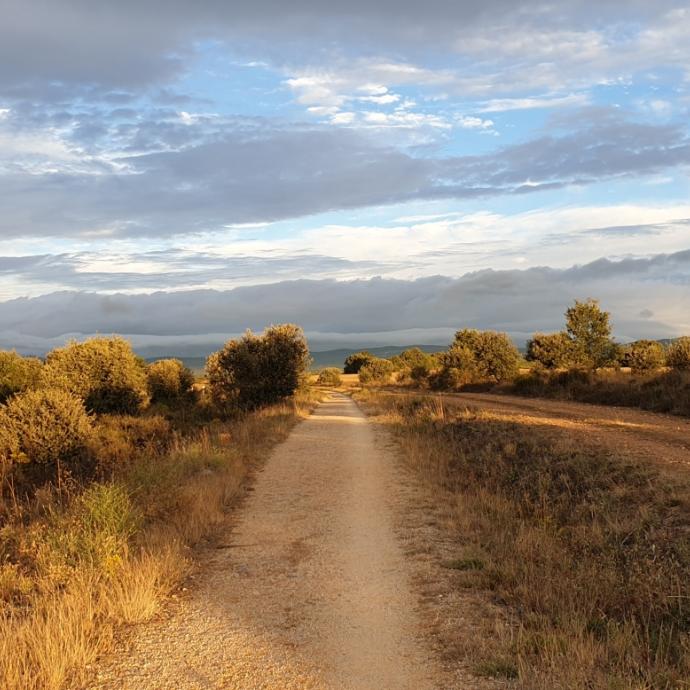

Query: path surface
left=90, top=393, right=446, bottom=690
left=439, top=391, right=690, bottom=471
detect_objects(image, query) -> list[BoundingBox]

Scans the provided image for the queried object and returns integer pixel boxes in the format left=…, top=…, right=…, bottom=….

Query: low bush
left=316, top=368, right=342, bottom=386
left=147, top=359, right=195, bottom=404
left=358, top=358, right=395, bottom=384
left=667, top=336, right=690, bottom=370
left=0, top=389, right=94, bottom=482
left=88, top=415, right=173, bottom=477
left=0, top=352, right=42, bottom=403
left=41, top=337, right=149, bottom=415
left=512, top=368, right=690, bottom=416
left=622, top=339, right=666, bottom=372
left=525, top=332, right=572, bottom=369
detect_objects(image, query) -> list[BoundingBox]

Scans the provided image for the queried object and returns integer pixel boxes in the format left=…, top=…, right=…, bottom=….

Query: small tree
left=343, top=351, right=375, bottom=374
left=565, top=299, right=615, bottom=369
left=440, top=345, right=479, bottom=385
left=358, top=358, right=395, bottom=384
left=526, top=332, right=572, bottom=369
left=147, top=359, right=195, bottom=404
left=623, top=340, right=666, bottom=373
left=317, top=368, right=342, bottom=386
left=667, top=336, right=690, bottom=370
left=41, top=337, right=149, bottom=414
left=449, top=329, right=519, bottom=382
left=0, top=389, right=93, bottom=480
left=207, top=324, right=310, bottom=411
left=0, top=351, right=42, bottom=403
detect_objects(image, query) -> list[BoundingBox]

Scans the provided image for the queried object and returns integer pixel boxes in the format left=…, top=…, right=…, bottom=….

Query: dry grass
left=356, top=389, right=690, bottom=690
left=0, top=389, right=319, bottom=690
left=511, top=368, right=690, bottom=417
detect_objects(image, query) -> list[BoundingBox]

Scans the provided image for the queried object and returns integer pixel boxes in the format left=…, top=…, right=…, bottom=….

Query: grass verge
left=0, top=390, right=319, bottom=690
left=356, top=389, right=690, bottom=689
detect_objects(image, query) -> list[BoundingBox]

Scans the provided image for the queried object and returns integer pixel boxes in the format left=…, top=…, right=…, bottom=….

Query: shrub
left=450, top=329, right=519, bottom=382
left=565, top=299, right=616, bottom=369
left=429, top=366, right=465, bottom=390
left=41, top=337, right=149, bottom=415
left=623, top=340, right=666, bottom=373
left=343, top=351, right=375, bottom=374
left=390, top=347, right=434, bottom=371
left=207, top=324, right=310, bottom=411
left=88, top=415, right=172, bottom=476
left=358, top=358, right=395, bottom=384
left=316, top=368, right=342, bottom=386
left=526, top=332, right=572, bottom=369
left=147, top=359, right=194, bottom=404
left=0, top=389, right=93, bottom=476
left=0, top=351, right=42, bottom=403
left=667, top=336, right=690, bottom=370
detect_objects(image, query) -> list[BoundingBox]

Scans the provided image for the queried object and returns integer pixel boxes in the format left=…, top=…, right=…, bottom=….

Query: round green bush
left=624, top=340, right=666, bottom=373
left=358, top=358, right=395, bottom=384
left=316, top=368, right=342, bottom=386
left=147, top=359, right=195, bottom=403
left=667, top=337, right=690, bottom=370
left=0, top=351, right=42, bottom=403
left=0, top=388, right=93, bottom=468
left=41, top=337, right=149, bottom=414
left=343, top=351, right=375, bottom=374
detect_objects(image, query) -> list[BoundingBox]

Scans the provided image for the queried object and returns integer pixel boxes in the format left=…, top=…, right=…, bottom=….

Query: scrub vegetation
left=0, top=326, right=316, bottom=690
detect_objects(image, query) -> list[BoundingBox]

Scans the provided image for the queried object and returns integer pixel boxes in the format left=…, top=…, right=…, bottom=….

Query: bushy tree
left=623, top=340, right=666, bottom=373
left=343, top=351, right=375, bottom=374
left=439, top=345, right=479, bottom=384
left=451, top=329, right=519, bottom=382
left=316, top=368, right=342, bottom=386
left=391, top=347, right=434, bottom=371
left=565, top=299, right=615, bottom=369
left=667, top=336, right=690, bottom=370
left=526, top=332, right=573, bottom=369
left=41, top=337, right=149, bottom=414
left=358, top=358, right=395, bottom=384
left=0, top=351, right=42, bottom=403
left=147, top=358, right=195, bottom=404
left=0, top=388, right=93, bottom=472
left=207, top=324, right=310, bottom=410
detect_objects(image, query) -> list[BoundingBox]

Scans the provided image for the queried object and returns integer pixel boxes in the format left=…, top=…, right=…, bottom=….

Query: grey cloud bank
left=0, top=251, right=687, bottom=355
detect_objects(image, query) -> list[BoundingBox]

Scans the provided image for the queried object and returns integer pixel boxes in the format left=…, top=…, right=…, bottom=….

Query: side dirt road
left=86, top=393, right=477, bottom=690
left=414, top=390, right=690, bottom=472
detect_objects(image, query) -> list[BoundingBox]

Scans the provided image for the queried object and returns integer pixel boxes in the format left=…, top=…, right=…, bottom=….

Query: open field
left=355, top=388, right=690, bottom=689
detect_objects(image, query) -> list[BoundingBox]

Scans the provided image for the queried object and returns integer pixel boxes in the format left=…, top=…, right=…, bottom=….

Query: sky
left=1, top=0, right=690, bottom=353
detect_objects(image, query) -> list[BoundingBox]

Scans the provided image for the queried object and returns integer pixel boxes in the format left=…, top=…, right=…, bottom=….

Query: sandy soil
left=87, top=393, right=461, bottom=690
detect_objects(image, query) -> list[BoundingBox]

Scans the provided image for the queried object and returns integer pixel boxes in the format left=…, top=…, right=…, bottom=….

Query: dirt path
left=89, top=393, right=450, bottom=690
left=434, top=391, right=690, bottom=471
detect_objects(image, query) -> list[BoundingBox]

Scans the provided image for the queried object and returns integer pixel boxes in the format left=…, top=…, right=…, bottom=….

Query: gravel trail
left=90, top=393, right=448, bottom=690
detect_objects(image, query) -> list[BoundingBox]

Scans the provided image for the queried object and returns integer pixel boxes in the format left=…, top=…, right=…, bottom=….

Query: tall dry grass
left=357, top=390, right=690, bottom=689
left=0, top=391, right=318, bottom=690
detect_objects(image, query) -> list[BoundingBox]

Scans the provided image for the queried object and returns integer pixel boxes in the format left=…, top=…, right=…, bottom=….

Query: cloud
left=1, top=108, right=689, bottom=240
left=0, top=250, right=687, bottom=355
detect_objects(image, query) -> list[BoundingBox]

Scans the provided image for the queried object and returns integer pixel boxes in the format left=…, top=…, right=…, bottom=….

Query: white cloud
left=456, top=115, right=495, bottom=130
left=480, top=93, right=590, bottom=112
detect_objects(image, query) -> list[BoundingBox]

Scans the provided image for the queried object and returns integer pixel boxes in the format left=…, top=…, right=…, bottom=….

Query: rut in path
left=90, top=393, right=447, bottom=690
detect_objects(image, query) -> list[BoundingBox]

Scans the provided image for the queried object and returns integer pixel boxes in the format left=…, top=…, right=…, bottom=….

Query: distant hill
left=309, top=345, right=447, bottom=370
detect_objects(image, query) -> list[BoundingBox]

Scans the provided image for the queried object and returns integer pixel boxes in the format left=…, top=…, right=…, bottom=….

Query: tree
left=526, top=332, right=572, bottom=369
left=343, top=351, right=375, bottom=374
left=565, top=299, right=615, bottom=369
left=0, top=351, right=42, bottom=403
left=147, top=359, right=195, bottom=404
left=41, top=337, right=149, bottom=414
left=449, top=329, right=519, bottom=382
left=623, top=340, right=666, bottom=373
left=667, top=336, right=690, bottom=370
left=207, top=324, right=310, bottom=411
